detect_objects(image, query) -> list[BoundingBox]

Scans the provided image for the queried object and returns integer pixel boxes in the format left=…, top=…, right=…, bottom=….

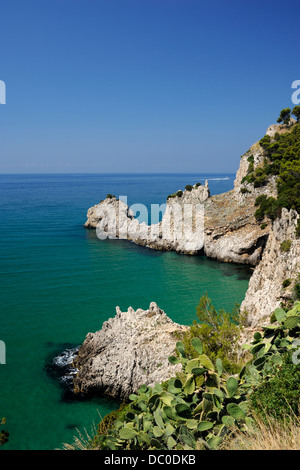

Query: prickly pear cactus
left=97, top=301, right=300, bottom=451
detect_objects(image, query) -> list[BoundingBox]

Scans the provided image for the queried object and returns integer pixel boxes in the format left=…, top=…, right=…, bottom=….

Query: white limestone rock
left=73, top=303, right=188, bottom=399
left=241, top=209, right=300, bottom=326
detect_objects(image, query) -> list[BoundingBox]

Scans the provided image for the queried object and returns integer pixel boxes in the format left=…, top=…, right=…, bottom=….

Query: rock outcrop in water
left=85, top=182, right=210, bottom=255
left=86, top=120, right=291, bottom=267
left=73, top=302, right=188, bottom=400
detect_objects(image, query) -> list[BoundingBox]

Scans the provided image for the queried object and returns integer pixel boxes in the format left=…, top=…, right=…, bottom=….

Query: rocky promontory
left=85, top=181, right=210, bottom=255
left=84, top=181, right=270, bottom=264
left=73, top=302, right=188, bottom=400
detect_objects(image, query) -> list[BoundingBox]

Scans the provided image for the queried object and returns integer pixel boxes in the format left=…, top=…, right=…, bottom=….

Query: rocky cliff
left=241, top=208, right=300, bottom=326
left=73, top=302, right=188, bottom=400
left=75, top=121, right=300, bottom=399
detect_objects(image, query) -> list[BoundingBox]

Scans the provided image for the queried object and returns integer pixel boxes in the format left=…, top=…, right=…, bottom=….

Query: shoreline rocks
left=73, top=302, right=188, bottom=400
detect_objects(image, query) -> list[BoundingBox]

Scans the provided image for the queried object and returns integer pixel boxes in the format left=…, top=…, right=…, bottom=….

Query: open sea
left=0, top=173, right=251, bottom=450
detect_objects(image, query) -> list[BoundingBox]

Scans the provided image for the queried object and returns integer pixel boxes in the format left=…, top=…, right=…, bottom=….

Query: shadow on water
left=83, top=227, right=254, bottom=280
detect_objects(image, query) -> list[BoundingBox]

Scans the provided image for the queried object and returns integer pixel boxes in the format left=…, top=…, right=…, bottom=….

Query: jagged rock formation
left=241, top=208, right=300, bottom=326
left=85, top=182, right=210, bottom=255
left=201, top=127, right=285, bottom=265
left=73, top=302, right=188, bottom=400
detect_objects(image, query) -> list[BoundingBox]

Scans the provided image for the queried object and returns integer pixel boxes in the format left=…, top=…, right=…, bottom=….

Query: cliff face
left=73, top=302, right=188, bottom=400
left=202, top=133, right=279, bottom=265
left=203, top=190, right=269, bottom=265
left=241, top=208, right=300, bottom=326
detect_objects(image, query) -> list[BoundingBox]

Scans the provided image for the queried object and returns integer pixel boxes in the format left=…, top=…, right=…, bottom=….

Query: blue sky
left=0, top=0, right=299, bottom=173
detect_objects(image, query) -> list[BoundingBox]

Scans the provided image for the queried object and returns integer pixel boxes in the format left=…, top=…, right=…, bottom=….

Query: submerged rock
left=73, top=302, right=188, bottom=400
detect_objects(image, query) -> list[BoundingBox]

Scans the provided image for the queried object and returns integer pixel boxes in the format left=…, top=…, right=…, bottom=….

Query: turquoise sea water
left=0, top=173, right=251, bottom=450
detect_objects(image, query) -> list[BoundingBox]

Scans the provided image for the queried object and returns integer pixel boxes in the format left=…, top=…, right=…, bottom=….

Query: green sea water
left=0, top=173, right=251, bottom=450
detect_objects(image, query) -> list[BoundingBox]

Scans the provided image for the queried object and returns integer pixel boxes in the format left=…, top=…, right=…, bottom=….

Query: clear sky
left=0, top=0, right=299, bottom=174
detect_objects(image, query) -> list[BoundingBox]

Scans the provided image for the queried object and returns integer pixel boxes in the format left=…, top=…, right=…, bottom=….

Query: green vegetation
left=91, top=298, right=300, bottom=451
left=254, top=195, right=280, bottom=221
left=167, top=190, right=184, bottom=199
left=294, top=275, right=300, bottom=300
left=296, top=219, right=300, bottom=238
left=240, top=109, right=300, bottom=230
left=293, top=106, right=300, bottom=122
left=252, top=116, right=300, bottom=222
left=167, top=189, right=184, bottom=199
left=277, top=108, right=292, bottom=126
left=280, top=239, right=292, bottom=253
left=167, top=183, right=203, bottom=199
left=250, top=352, right=300, bottom=423
left=175, top=294, right=245, bottom=374
left=240, top=187, right=251, bottom=194
left=106, top=194, right=116, bottom=199
left=282, top=278, right=292, bottom=288
left=276, top=106, right=300, bottom=125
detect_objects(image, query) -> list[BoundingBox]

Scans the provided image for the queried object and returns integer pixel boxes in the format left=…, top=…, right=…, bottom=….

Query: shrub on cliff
left=277, top=108, right=291, bottom=126
left=254, top=118, right=300, bottom=225
left=293, top=106, right=300, bottom=122
left=250, top=352, right=300, bottom=423
left=175, top=294, right=245, bottom=374
left=254, top=195, right=281, bottom=221
left=280, top=239, right=292, bottom=252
